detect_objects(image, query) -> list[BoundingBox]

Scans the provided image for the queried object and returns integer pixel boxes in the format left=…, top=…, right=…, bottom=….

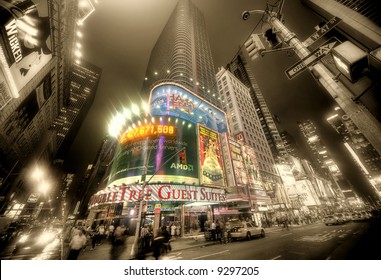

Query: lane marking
left=281, top=233, right=292, bottom=237
left=191, top=250, right=229, bottom=260
left=271, top=255, right=282, bottom=260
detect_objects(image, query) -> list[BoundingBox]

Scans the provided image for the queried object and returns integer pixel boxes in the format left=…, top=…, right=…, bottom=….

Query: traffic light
left=179, top=150, right=187, bottom=165
left=244, top=34, right=265, bottom=61
left=263, top=28, right=282, bottom=49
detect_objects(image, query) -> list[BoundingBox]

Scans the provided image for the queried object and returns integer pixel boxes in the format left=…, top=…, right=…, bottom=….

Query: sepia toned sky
left=64, top=0, right=377, bottom=200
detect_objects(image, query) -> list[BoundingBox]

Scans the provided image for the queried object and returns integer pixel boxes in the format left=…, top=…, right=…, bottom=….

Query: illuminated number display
left=120, top=125, right=176, bottom=143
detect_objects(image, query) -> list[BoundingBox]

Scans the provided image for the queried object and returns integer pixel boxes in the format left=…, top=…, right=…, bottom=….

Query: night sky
left=64, top=0, right=378, bottom=201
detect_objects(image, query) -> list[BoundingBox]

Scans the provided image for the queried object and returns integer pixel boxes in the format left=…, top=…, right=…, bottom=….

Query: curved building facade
left=88, top=83, right=228, bottom=234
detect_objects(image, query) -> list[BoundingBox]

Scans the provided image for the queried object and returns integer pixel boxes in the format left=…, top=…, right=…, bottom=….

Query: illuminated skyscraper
left=226, top=52, right=288, bottom=163
left=141, top=0, right=221, bottom=108
left=327, top=107, right=381, bottom=196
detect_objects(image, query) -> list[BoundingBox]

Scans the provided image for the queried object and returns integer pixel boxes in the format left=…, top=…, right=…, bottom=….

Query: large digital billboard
left=198, top=125, right=225, bottom=188
left=108, top=116, right=199, bottom=187
left=0, top=0, right=52, bottom=91
left=149, top=83, right=228, bottom=133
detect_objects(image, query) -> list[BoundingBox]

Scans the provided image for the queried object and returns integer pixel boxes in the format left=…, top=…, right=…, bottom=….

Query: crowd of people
left=66, top=222, right=128, bottom=260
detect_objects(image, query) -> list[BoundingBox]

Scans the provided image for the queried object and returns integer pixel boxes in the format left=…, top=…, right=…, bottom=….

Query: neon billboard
left=198, top=125, right=225, bottom=188
left=149, top=83, right=228, bottom=133
left=108, top=116, right=199, bottom=187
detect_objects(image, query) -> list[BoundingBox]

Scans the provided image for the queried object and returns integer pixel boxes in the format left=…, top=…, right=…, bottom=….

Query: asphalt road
left=161, top=221, right=381, bottom=260
left=1, top=220, right=380, bottom=260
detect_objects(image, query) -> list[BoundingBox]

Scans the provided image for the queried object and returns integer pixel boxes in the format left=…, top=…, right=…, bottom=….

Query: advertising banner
left=88, top=184, right=227, bottom=208
left=0, top=0, right=52, bottom=91
left=108, top=117, right=199, bottom=186
left=228, top=139, right=247, bottom=186
left=241, top=144, right=263, bottom=189
left=220, top=133, right=235, bottom=188
left=198, top=125, right=225, bottom=187
left=149, top=83, right=228, bottom=133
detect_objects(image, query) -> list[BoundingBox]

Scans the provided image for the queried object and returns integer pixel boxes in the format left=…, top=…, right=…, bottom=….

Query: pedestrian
left=97, top=223, right=105, bottom=244
left=210, top=220, right=217, bottom=240
left=170, top=223, right=176, bottom=238
left=152, top=229, right=166, bottom=260
left=140, top=225, right=151, bottom=253
left=114, top=225, right=126, bottom=245
left=161, top=225, right=171, bottom=253
left=107, top=223, right=115, bottom=242
left=283, top=216, right=289, bottom=230
left=67, top=230, right=87, bottom=260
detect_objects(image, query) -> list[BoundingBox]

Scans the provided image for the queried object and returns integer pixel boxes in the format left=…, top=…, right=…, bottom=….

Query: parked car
left=229, top=220, right=265, bottom=241
left=360, top=211, right=371, bottom=221
left=343, top=212, right=352, bottom=222
left=335, top=213, right=347, bottom=223
left=323, top=215, right=344, bottom=225
left=351, top=212, right=363, bottom=222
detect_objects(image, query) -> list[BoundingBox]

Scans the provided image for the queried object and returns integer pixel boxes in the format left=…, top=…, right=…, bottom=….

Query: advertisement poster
left=229, top=139, right=247, bottom=187
left=149, top=83, right=228, bottom=133
left=241, top=144, right=263, bottom=188
left=0, top=0, right=52, bottom=91
left=108, top=117, right=199, bottom=186
left=198, top=125, right=225, bottom=187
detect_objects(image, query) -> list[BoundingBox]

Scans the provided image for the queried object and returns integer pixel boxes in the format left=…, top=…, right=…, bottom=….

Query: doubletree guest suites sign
left=88, top=184, right=226, bottom=208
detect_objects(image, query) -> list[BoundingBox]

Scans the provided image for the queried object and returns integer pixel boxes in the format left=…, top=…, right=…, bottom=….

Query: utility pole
left=130, top=146, right=186, bottom=259
left=242, top=8, right=381, bottom=156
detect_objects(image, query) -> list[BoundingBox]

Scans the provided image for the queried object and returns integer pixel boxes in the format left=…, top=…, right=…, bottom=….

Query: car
left=323, top=215, right=344, bottom=225
left=343, top=212, right=352, bottom=222
left=12, top=225, right=62, bottom=260
left=351, top=212, right=364, bottom=222
left=360, top=211, right=371, bottom=221
left=229, top=220, right=265, bottom=241
left=335, top=213, right=347, bottom=223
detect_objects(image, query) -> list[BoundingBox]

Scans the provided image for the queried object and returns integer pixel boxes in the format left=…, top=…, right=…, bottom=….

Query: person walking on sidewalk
left=152, top=229, right=166, bottom=260
left=67, top=230, right=87, bottom=260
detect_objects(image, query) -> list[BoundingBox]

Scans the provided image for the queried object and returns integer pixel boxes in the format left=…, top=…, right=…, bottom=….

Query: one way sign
left=285, top=37, right=339, bottom=80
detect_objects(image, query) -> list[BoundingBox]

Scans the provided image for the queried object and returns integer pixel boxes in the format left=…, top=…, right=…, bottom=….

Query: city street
left=2, top=220, right=379, bottom=260
left=162, top=221, right=380, bottom=260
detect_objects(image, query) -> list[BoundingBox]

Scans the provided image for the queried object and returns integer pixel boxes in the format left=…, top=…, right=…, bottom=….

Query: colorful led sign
left=120, top=124, right=176, bottom=144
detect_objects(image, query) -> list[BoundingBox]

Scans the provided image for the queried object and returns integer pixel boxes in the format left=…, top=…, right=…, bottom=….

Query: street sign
left=303, top=16, right=341, bottom=47
left=285, top=37, right=339, bottom=80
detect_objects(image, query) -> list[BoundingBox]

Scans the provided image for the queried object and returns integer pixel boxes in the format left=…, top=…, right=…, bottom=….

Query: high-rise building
left=327, top=106, right=381, bottom=195
left=0, top=0, right=97, bottom=215
left=141, top=0, right=221, bottom=108
left=226, top=52, right=288, bottom=164
left=298, top=119, right=352, bottom=198
left=280, top=131, right=300, bottom=159
left=216, top=67, right=289, bottom=207
left=52, top=60, right=101, bottom=158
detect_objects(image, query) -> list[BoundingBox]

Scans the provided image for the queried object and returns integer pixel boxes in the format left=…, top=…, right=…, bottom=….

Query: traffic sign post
left=303, top=16, right=341, bottom=47
left=285, top=37, right=339, bottom=80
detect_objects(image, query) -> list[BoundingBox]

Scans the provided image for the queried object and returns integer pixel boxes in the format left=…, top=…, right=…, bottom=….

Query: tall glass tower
left=141, top=0, right=221, bottom=108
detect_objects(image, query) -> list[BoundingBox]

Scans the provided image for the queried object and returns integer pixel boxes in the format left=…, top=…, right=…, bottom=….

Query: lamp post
left=242, top=5, right=381, bottom=156
left=130, top=146, right=186, bottom=259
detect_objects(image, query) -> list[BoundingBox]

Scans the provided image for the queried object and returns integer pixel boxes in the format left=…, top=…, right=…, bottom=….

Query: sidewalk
left=75, top=225, right=288, bottom=260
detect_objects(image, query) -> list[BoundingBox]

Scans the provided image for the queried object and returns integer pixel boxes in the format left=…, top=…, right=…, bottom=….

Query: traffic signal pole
left=243, top=9, right=381, bottom=155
